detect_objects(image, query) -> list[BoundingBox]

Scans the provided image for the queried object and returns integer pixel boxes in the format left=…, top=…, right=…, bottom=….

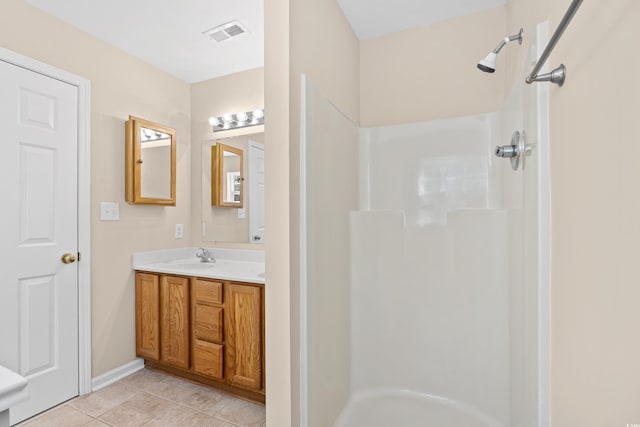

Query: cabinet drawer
left=193, top=340, right=224, bottom=380
left=193, top=279, right=223, bottom=305
left=194, top=303, right=223, bottom=343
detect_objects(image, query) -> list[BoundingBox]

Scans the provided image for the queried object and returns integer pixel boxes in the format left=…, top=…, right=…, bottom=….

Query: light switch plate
left=237, top=208, right=245, bottom=219
left=175, top=224, right=184, bottom=239
left=100, top=202, right=120, bottom=221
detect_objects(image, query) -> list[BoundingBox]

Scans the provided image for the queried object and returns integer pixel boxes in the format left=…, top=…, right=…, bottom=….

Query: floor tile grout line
left=118, top=374, right=265, bottom=427
left=96, top=384, right=240, bottom=425
left=130, top=386, right=255, bottom=427
left=19, top=370, right=264, bottom=427
left=16, top=401, right=76, bottom=426
left=67, top=382, right=140, bottom=421
left=116, top=376, right=236, bottom=415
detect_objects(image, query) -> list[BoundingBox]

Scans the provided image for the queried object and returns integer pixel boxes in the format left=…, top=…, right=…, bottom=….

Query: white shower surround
left=344, top=113, right=510, bottom=426
left=301, top=23, right=550, bottom=427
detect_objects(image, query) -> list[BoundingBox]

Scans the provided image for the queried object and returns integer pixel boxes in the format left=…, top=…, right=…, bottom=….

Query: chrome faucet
left=196, top=247, right=216, bottom=263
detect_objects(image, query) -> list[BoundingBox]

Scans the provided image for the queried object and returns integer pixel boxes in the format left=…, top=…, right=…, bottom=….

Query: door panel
left=0, top=59, right=79, bottom=425
left=19, top=145, right=56, bottom=244
left=19, top=275, right=58, bottom=378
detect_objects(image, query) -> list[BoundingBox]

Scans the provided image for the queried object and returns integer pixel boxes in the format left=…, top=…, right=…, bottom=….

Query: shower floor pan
left=334, top=388, right=502, bottom=427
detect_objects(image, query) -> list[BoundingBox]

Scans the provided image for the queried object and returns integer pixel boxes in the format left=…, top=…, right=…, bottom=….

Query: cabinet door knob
left=253, top=235, right=261, bottom=241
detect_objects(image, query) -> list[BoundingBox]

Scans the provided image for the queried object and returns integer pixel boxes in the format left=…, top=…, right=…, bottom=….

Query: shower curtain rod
left=526, top=0, right=584, bottom=87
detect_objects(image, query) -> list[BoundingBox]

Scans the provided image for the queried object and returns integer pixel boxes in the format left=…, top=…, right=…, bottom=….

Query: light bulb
left=252, top=109, right=264, bottom=119
left=236, top=111, right=248, bottom=122
left=209, top=116, right=221, bottom=127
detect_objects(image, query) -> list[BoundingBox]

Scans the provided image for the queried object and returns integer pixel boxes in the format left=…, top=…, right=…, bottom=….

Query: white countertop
left=133, top=248, right=265, bottom=284
left=0, top=366, right=28, bottom=413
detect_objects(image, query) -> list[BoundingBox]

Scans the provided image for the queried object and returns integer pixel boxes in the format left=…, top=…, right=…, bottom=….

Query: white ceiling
left=337, top=0, right=506, bottom=40
left=24, top=0, right=264, bottom=83
left=24, top=0, right=504, bottom=84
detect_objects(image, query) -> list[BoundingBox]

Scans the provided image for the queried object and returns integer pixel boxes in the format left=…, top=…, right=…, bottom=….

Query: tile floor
left=17, top=368, right=265, bottom=427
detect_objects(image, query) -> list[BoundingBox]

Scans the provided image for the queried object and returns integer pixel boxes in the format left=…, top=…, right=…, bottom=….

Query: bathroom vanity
left=132, top=248, right=265, bottom=403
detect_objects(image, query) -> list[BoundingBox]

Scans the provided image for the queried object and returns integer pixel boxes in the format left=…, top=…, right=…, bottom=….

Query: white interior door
left=0, top=59, right=79, bottom=425
left=249, top=140, right=265, bottom=243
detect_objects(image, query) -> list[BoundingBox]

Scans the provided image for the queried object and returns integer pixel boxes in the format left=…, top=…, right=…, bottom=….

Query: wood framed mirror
left=211, top=143, right=243, bottom=208
left=125, top=116, right=176, bottom=205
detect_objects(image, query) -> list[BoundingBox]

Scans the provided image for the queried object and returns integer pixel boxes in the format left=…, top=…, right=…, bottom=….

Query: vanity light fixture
left=140, top=128, right=170, bottom=142
left=209, top=108, right=264, bottom=131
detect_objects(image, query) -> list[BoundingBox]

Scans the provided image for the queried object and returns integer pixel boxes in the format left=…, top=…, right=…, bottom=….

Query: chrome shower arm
left=492, top=39, right=507, bottom=54
left=493, top=29, right=523, bottom=54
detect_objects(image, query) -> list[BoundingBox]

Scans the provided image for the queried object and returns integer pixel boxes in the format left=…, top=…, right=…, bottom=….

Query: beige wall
left=267, top=0, right=640, bottom=425
left=504, top=0, right=549, bottom=93
left=264, top=0, right=360, bottom=424
left=360, top=7, right=506, bottom=127
left=0, top=0, right=192, bottom=377
left=505, top=0, right=640, bottom=425
left=289, top=1, right=360, bottom=425
left=264, top=0, right=292, bottom=425
left=190, top=68, right=265, bottom=249
left=190, top=68, right=265, bottom=147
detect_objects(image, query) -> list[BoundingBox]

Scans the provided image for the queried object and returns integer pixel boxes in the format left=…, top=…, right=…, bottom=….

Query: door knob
left=61, top=253, right=77, bottom=264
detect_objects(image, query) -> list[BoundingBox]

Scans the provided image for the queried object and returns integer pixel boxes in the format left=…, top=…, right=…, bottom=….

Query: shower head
left=477, top=28, right=523, bottom=73
left=477, top=53, right=498, bottom=73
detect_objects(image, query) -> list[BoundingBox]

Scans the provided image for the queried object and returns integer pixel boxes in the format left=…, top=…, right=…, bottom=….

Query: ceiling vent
left=203, top=20, right=247, bottom=42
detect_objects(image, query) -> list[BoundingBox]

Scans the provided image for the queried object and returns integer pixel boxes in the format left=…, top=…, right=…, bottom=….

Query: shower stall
left=301, top=23, right=550, bottom=427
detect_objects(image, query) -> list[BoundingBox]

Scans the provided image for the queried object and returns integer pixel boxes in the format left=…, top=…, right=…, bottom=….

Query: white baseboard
left=90, top=359, right=144, bottom=392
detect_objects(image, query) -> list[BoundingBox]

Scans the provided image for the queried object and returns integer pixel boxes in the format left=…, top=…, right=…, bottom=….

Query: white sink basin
left=168, top=261, right=216, bottom=269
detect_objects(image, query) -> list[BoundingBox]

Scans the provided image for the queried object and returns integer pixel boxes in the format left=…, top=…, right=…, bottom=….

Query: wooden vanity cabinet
left=135, top=272, right=265, bottom=402
left=160, top=275, right=190, bottom=369
left=192, top=278, right=224, bottom=380
left=135, top=273, right=160, bottom=360
left=135, top=273, right=190, bottom=368
left=226, top=283, right=263, bottom=390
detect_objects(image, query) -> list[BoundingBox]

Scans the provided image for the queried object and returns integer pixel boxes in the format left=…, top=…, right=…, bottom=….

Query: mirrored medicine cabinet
left=125, top=116, right=176, bottom=206
left=211, top=143, right=244, bottom=208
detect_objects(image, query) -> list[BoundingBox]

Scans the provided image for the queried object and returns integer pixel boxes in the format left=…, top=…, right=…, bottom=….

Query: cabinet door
left=160, top=275, right=190, bottom=369
left=226, top=284, right=262, bottom=390
left=135, top=273, right=160, bottom=360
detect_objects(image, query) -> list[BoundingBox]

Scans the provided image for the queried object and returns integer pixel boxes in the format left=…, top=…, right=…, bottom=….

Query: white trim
left=91, top=359, right=144, bottom=392
left=299, top=74, right=309, bottom=427
left=248, top=140, right=265, bottom=244
left=534, top=22, right=552, bottom=427
left=0, top=47, right=92, bottom=395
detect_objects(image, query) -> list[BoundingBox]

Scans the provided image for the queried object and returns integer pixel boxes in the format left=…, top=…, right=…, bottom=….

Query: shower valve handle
left=495, top=145, right=518, bottom=158
left=495, top=130, right=531, bottom=171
